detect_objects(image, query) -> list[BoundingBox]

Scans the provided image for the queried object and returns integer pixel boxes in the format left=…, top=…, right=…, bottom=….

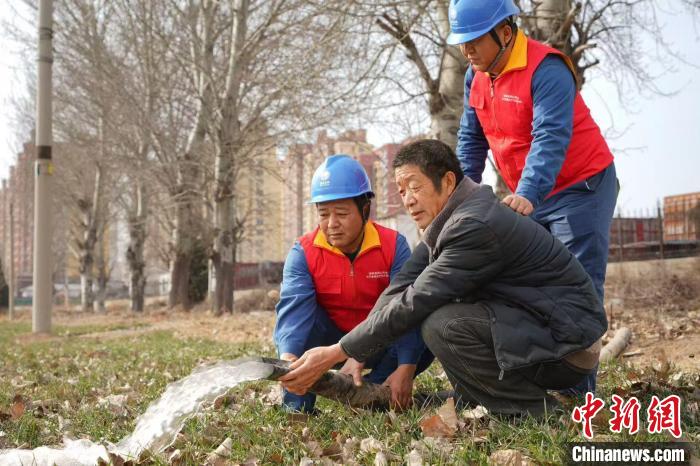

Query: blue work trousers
left=281, top=310, right=434, bottom=413
left=531, top=162, right=618, bottom=395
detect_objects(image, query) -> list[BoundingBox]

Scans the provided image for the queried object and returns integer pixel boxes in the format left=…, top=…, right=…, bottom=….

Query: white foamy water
left=0, top=358, right=275, bottom=466
left=0, top=439, right=110, bottom=466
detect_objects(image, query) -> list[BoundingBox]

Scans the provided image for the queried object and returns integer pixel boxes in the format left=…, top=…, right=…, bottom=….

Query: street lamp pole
left=32, top=0, right=54, bottom=333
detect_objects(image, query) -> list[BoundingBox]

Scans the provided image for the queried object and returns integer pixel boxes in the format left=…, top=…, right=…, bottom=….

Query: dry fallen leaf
left=213, top=393, right=236, bottom=410
left=462, top=405, right=489, bottom=422
left=321, top=442, right=342, bottom=459
left=167, top=449, right=183, bottom=466
left=205, top=437, right=233, bottom=466
left=10, top=395, right=25, bottom=420
left=341, top=437, right=359, bottom=462
left=374, top=451, right=389, bottom=466
left=261, top=386, right=283, bottom=406
left=489, top=449, right=523, bottom=466
left=437, top=397, right=458, bottom=431
left=420, top=414, right=455, bottom=439
left=301, top=427, right=311, bottom=441
left=97, top=394, right=129, bottom=417
left=10, top=378, right=36, bottom=389
left=419, top=397, right=462, bottom=438
left=360, top=437, right=384, bottom=454
left=420, top=437, right=455, bottom=457
left=652, top=349, right=671, bottom=380
left=267, top=453, right=284, bottom=464
left=304, top=440, right=323, bottom=458
left=206, top=456, right=232, bottom=466
left=405, top=449, right=423, bottom=466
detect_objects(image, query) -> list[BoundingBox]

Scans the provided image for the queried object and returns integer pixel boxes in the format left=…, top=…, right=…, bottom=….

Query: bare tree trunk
left=531, top=0, right=572, bottom=44
left=78, top=166, right=103, bottom=312
left=524, top=0, right=584, bottom=84
left=63, top=273, right=69, bottom=310
left=168, top=181, right=197, bottom=310
left=94, top=228, right=107, bottom=313
left=212, top=0, right=249, bottom=315
left=127, top=180, right=147, bottom=312
left=429, top=3, right=468, bottom=148
left=79, top=242, right=95, bottom=311
left=94, top=117, right=108, bottom=313
left=377, top=4, right=510, bottom=196
left=169, top=0, right=217, bottom=311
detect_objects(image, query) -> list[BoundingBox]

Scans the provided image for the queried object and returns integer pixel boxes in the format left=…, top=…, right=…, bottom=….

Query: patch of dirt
left=73, top=310, right=277, bottom=343
left=3, top=295, right=276, bottom=347
left=605, top=257, right=700, bottom=372
left=13, top=332, right=62, bottom=345
left=150, top=309, right=276, bottom=344
left=607, top=309, right=700, bottom=371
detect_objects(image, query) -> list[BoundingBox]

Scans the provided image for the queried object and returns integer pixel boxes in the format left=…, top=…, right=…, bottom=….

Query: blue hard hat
left=446, top=0, right=520, bottom=45
left=309, top=154, right=373, bottom=204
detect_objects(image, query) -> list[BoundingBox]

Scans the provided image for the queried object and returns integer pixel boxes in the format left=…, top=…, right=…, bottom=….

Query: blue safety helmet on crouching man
left=310, top=154, right=374, bottom=222
left=447, top=0, right=520, bottom=73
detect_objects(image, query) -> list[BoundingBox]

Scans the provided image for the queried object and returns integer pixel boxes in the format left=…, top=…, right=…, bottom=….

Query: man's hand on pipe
left=279, top=343, right=348, bottom=395
left=339, top=357, right=365, bottom=387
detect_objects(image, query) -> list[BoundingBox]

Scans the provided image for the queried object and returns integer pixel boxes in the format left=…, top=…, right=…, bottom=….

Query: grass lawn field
left=1, top=316, right=697, bottom=465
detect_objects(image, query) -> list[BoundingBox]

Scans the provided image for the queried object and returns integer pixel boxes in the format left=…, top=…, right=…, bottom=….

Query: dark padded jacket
left=340, top=178, right=607, bottom=372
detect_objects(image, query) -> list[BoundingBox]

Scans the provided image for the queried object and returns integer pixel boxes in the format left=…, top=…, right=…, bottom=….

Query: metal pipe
left=259, top=357, right=393, bottom=409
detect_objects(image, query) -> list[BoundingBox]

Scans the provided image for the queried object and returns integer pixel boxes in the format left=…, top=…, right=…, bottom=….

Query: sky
left=576, top=10, right=700, bottom=215
left=1, top=5, right=698, bottom=214
left=0, top=1, right=30, bottom=184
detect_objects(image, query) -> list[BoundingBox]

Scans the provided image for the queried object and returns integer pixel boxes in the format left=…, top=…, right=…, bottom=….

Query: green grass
left=0, top=321, right=697, bottom=465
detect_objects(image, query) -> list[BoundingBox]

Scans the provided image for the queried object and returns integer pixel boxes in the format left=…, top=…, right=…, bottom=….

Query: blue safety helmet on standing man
left=446, top=0, right=520, bottom=45
left=310, top=154, right=374, bottom=204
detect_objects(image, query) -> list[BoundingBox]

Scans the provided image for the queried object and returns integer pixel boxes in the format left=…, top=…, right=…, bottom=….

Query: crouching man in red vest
left=274, top=155, right=433, bottom=412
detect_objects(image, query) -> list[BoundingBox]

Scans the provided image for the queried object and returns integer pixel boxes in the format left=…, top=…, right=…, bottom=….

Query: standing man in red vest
left=448, top=0, right=618, bottom=394
left=274, top=154, right=432, bottom=413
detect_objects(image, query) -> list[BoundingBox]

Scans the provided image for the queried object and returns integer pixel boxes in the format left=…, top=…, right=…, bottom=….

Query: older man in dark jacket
left=280, top=139, right=607, bottom=415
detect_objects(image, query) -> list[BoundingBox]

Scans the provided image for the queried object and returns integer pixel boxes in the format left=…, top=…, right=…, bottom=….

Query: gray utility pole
left=9, top=202, right=15, bottom=321
left=33, top=0, right=54, bottom=333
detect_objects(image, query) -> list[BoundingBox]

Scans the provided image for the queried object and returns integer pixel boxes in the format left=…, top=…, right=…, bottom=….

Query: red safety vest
left=299, top=221, right=397, bottom=333
left=469, top=32, right=613, bottom=196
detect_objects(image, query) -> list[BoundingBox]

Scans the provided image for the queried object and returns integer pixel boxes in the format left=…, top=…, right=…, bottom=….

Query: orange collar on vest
left=497, top=30, right=528, bottom=78
left=496, top=30, right=575, bottom=79
left=312, top=221, right=382, bottom=257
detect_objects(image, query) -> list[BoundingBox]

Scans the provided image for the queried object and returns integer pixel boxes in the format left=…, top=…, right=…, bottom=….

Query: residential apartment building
left=0, top=142, right=37, bottom=291
left=235, top=146, right=286, bottom=263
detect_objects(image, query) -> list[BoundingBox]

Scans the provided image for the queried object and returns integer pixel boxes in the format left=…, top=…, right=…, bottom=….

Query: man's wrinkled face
left=317, top=198, right=364, bottom=252
left=395, top=164, right=454, bottom=230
